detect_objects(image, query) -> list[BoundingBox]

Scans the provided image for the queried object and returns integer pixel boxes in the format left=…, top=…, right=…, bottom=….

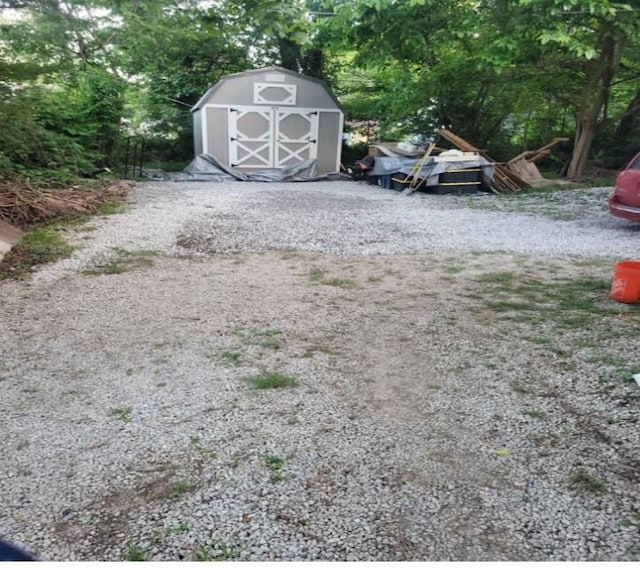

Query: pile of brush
left=0, top=175, right=133, bottom=228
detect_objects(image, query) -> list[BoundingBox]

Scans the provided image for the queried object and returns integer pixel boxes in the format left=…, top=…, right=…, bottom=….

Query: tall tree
left=512, top=0, right=640, bottom=178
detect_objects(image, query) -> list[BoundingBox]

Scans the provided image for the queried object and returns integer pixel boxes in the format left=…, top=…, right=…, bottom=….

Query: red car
left=609, top=152, right=640, bottom=221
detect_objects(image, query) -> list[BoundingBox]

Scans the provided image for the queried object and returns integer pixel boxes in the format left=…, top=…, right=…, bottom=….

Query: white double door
left=228, top=106, right=319, bottom=169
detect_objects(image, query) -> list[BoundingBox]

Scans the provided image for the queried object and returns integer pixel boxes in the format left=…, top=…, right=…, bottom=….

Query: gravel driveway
left=1, top=180, right=639, bottom=561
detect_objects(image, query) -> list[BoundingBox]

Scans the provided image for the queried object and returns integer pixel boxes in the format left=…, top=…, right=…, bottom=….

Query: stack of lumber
left=438, top=129, right=530, bottom=192
left=506, top=138, right=569, bottom=186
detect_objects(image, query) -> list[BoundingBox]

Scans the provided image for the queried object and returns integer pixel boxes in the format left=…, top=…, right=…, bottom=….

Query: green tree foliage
left=0, top=0, right=126, bottom=177
left=322, top=0, right=640, bottom=173
left=1, top=0, right=638, bottom=178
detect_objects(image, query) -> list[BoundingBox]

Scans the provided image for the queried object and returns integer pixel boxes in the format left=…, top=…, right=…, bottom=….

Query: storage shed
left=191, top=66, right=344, bottom=175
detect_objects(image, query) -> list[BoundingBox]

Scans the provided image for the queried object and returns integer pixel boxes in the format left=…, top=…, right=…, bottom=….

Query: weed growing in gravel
left=263, top=453, right=287, bottom=483
left=261, top=337, right=283, bottom=350
left=193, top=543, right=240, bottom=561
left=309, top=266, right=359, bottom=289
left=309, top=266, right=327, bottom=281
left=110, top=406, right=133, bottom=422
left=263, top=453, right=285, bottom=471
left=124, top=543, right=148, bottom=561
left=322, top=276, right=359, bottom=288
left=83, top=248, right=158, bottom=275
left=0, top=226, right=74, bottom=280
left=229, top=327, right=286, bottom=351
left=523, top=410, right=546, bottom=420
left=248, top=371, right=298, bottom=389
left=569, top=470, right=607, bottom=495
left=220, top=350, right=243, bottom=365
left=510, top=382, right=531, bottom=395
left=170, top=480, right=193, bottom=499
left=477, top=271, right=516, bottom=284
left=166, top=520, right=191, bottom=535
left=601, top=364, right=639, bottom=384
left=190, top=435, right=218, bottom=460
left=100, top=201, right=126, bottom=215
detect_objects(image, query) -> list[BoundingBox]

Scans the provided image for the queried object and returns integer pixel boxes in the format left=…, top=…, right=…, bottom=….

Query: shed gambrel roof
left=191, top=65, right=343, bottom=112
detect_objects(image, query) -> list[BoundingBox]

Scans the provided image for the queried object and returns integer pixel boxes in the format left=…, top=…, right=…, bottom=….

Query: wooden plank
left=437, top=129, right=530, bottom=192
left=401, top=142, right=437, bottom=196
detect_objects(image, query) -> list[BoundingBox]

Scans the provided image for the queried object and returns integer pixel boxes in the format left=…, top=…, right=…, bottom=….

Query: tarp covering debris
left=369, top=155, right=496, bottom=188
left=161, top=154, right=345, bottom=183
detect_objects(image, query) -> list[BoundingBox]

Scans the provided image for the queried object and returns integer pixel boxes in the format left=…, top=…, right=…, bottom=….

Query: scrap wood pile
left=438, top=129, right=530, bottom=192
left=0, top=175, right=133, bottom=228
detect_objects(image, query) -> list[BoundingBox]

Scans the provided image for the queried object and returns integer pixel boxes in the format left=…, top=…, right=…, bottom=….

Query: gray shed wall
left=317, top=112, right=342, bottom=173
left=193, top=110, right=203, bottom=155
left=206, top=107, right=229, bottom=165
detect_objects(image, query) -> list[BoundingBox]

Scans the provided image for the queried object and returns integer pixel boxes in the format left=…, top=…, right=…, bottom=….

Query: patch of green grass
left=263, top=453, right=285, bottom=471
left=523, top=409, right=546, bottom=420
left=166, top=520, right=191, bottom=535
left=220, top=350, right=243, bottom=365
left=476, top=271, right=516, bottom=284
left=83, top=248, right=158, bottom=276
left=193, top=543, right=240, bottom=561
left=170, top=480, right=193, bottom=499
left=487, top=300, right=534, bottom=313
left=309, top=266, right=328, bottom=281
left=569, top=470, right=606, bottom=495
left=100, top=201, right=126, bottom=215
left=263, top=453, right=288, bottom=483
left=248, top=371, right=299, bottom=389
left=321, top=276, right=359, bottom=288
left=230, top=327, right=249, bottom=339
left=589, top=354, right=627, bottom=367
left=510, top=382, right=531, bottom=395
left=309, top=267, right=359, bottom=289
left=124, top=543, right=148, bottom=561
left=231, top=327, right=282, bottom=343
left=601, top=365, right=639, bottom=384
left=257, top=328, right=282, bottom=337
left=475, top=270, right=625, bottom=332
left=229, top=327, right=285, bottom=350
left=190, top=435, right=218, bottom=460
left=109, top=406, right=132, bottom=422
left=0, top=226, right=74, bottom=280
left=260, top=338, right=283, bottom=350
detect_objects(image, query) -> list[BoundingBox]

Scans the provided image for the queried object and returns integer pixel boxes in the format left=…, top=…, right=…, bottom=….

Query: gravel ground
left=1, top=180, right=639, bottom=561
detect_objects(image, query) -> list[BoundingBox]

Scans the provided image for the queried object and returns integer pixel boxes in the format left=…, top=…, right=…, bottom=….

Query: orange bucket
left=611, top=260, right=640, bottom=303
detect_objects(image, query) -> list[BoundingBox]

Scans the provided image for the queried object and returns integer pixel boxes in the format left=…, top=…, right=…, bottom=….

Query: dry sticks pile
left=0, top=176, right=132, bottom=228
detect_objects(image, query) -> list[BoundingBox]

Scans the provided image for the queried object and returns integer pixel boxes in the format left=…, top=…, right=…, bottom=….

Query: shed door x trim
left=227, top=106, right=319, bottom=169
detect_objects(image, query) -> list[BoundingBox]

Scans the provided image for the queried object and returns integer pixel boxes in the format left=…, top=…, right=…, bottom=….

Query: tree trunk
left=566, top=33, right=623, bottom=180
left=567, top=119, right=596, bottom=180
